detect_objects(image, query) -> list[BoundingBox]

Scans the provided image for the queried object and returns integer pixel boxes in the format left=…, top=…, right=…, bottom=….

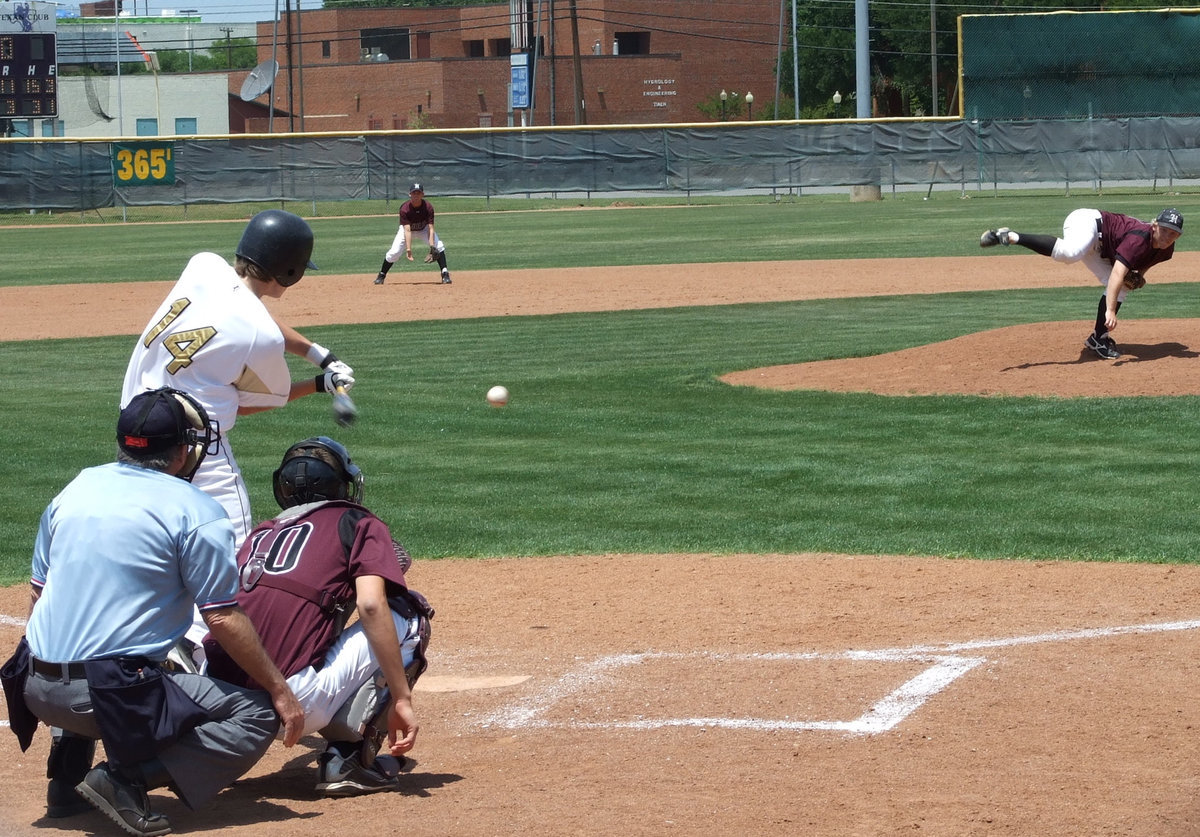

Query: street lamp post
left=745, top=92, right=754, bottom=120
left=833, top=90, right=842, bottom=118
left=720, top=89, right=727, bottom=121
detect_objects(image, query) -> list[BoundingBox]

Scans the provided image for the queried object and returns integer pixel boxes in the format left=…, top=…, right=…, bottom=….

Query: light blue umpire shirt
left=26, top=461, right=238, bottom=663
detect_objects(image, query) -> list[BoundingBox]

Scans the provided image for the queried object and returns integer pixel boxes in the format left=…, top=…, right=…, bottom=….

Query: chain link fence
left=5, top=117, right=1200, bottom=222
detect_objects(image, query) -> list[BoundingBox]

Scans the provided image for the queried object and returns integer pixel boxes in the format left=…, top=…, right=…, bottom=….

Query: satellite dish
left=239, top=59, right=279, bottom=102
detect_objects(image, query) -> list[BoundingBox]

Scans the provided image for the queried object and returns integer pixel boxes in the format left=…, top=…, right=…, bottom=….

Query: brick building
left=237, top=0, right=780, bottom=132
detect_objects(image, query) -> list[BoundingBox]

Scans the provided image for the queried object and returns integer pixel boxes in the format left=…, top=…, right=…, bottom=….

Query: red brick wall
left=243, top=0, right=778, bottom=131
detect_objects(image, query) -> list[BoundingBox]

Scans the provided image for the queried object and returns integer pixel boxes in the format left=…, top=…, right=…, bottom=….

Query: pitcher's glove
left=1123, top=270, right=1146, bottom=291
left=424, top=248, right=436, bottom=264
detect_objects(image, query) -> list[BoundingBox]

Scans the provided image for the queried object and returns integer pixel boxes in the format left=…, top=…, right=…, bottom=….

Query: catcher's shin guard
left=320, top=673, right=391, bottom=767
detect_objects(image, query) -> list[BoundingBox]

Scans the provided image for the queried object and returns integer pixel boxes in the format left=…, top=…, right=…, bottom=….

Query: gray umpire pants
left=25, top=668, right=279, bottom=810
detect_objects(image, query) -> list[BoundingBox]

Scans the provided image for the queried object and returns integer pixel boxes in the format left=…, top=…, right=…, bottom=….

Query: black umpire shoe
left=76, top=763, right=171, bottom=837
left=48, top=777, right=94, bottom=818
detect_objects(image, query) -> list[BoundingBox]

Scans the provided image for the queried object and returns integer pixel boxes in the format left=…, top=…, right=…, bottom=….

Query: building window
left=322, top=40, right=331, bottom=58
left=488, top=38, right=511, bottom=57
left=40, top=119, right=64, bottom=137
left=175, top=117, right=197, bottom=135
left=615, top=31, right=650, bottom=55
left=463, top=39, right=484, bottom=58
left=361, top=27, right=410, bottom=62
left=9, top=119, right=32, bottom=137
left=136, top=118, right=158, bottom=136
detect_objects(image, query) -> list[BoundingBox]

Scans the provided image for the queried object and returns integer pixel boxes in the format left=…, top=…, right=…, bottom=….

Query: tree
left=782, top=0, right=1173, bottom=119
left=155, top=37, right=258, bottom=73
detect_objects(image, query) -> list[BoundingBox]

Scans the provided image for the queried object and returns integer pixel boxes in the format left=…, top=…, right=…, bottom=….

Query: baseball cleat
left=316, top=749, right=400, bottom=797
left=980, top=227, right=1013, bottom=247
left=441, top=269, right=451, bottom=284
left=373, top=273, right=386, bottom=285
left=1085, top=333, right=1120, bottom=359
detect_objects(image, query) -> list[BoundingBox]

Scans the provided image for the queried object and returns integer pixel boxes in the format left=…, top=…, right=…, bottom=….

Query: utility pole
left=296, top=3, right=305, bottom=131
left=284, top=0, right=295, bottom=131
left=220, top=26, right=234, bottom=68
left=568, top=0, right=586, bottom=124
left=548, top=0, right=557, bottom=125
left=930, top=0, right=937, bottom=116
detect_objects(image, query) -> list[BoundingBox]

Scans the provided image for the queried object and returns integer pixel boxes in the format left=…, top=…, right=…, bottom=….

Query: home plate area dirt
left=4, top=255, right=1200, bottom=836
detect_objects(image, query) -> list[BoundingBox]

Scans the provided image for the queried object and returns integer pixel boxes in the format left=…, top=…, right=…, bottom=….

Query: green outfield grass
left=4, top=191, right=1200, bottom=286
left=2, top=194, right=1199, bottom=585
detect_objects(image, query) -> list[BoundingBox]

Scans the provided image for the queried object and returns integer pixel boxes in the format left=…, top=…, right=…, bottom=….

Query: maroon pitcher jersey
left=1099, top=210, right=1176, bottom=273
left=203, top=501, right=408, bottom=689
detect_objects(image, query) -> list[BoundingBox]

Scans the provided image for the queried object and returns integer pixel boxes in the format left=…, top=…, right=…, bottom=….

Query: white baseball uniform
left=122, top=253, right=291, bottom=545
left=123, top=253, right=293, bottom=650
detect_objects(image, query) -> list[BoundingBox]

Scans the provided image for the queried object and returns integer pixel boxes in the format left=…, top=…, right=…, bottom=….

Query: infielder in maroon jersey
left=980, top=207, right=1183, bottom=359
left=374, top=181, right=452, bottom=285
left=203, top=437, right=432, bottom=797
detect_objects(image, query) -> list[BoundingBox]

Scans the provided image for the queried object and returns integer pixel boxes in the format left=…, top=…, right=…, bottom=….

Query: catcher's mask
left=117, top=387, right=219, bottom=482
left=235, top=209, right=317, bottom=288
left=272, top=436, right=363, bottom=509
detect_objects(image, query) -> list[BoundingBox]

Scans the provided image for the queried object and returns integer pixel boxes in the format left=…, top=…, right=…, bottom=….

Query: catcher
left=373, top=181, right=452, bottom=285
left=203, top=437, right=433, bottom=796
left=980, top=207, right=1183, bottom=359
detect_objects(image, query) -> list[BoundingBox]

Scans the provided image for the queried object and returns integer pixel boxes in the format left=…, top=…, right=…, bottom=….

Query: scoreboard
left=0, top=33, right=57, bottom=117
left=0, top=1, right=57, bottom=119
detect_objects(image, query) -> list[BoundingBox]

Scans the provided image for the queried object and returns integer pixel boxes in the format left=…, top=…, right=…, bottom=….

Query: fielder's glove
left=1123, top=270, right=1146, bottom=291
left=316, top=369, right=355, bottom=393
left=424, top=248, right=436, bottom=264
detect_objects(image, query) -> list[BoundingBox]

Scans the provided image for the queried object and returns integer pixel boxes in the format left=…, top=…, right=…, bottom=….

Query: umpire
left=19, top=387, right=304, bottom=836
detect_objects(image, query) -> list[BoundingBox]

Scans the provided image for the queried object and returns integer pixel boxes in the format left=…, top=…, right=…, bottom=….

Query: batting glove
left=307, top=343, right=339, bottom=369
left=324, top=359, right=354, bottom=377
left=316, top=369, right=356, bottom=393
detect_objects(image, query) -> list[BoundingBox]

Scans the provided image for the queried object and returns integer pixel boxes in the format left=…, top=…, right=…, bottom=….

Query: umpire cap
left=118, top=388, right=218, bottom=480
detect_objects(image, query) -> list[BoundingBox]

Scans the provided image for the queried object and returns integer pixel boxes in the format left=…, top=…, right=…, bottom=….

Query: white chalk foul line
left=478, top=618, right=1200, bottom=736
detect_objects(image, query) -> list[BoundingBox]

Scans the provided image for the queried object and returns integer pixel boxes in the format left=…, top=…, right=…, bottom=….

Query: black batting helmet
left=272, top=436, right=364, bottom=508
left=235, top=209, right=318, bottom=287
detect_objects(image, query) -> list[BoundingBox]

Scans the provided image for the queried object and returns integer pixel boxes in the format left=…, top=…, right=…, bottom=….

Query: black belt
left=31, top=658, right=88, bottom=680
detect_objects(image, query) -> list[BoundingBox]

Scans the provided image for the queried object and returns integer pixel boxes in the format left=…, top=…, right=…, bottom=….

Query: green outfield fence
left=5, top=117, right=1200, bottom=217
left=961, top=9, right=1200, bottom=121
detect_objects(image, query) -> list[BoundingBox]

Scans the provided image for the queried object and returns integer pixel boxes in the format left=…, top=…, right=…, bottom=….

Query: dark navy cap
left=117, top=388, right=190, bottom=454
left=1156, top=208, right=1183, bottom=233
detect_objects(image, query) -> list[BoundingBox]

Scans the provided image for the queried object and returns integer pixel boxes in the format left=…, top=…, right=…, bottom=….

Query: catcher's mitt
left=424, top=248, right=436, bottom=264
left=1123, top=270, right=1146, bottom=291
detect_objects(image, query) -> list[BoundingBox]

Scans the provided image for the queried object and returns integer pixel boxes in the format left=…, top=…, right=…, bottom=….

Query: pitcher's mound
left=721, top=319, right=1200, bottom=397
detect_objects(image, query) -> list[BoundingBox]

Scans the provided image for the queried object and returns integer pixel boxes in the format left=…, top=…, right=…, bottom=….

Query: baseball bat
left=332, top=385, right=358, bottom=427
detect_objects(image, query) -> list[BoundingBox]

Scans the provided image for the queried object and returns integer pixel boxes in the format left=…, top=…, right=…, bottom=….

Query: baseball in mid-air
left=486, top=385, right=509, bottom=407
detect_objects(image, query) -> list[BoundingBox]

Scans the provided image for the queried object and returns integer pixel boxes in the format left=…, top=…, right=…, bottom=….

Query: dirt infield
left=4, top=254, right=1200, bottom=836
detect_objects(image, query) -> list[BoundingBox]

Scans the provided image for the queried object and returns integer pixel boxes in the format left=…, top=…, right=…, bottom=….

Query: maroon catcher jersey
left=203, top=501, right=408, bottom=689
left=1099, top=210, right=1176, bottom=273
left=399, top=199, right=435, bottom=232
